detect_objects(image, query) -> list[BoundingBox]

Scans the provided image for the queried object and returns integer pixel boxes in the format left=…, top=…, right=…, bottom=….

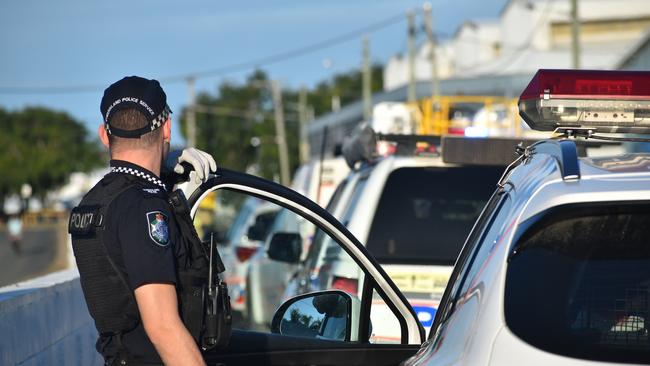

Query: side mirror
left=247, top=222, right=266, bottom=242
left=247, top=211, right=277, bottom=242
left=271, top=290, right=358, bottom=342
left=267, top=232, right=302, bottom=264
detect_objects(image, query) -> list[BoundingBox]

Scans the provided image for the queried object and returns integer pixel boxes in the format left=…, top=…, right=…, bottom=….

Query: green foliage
left=179, top=66, right=383, bottom=180
left=0, top=106, right=104, bottom=198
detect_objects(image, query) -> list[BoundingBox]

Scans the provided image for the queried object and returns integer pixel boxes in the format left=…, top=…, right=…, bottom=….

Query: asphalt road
left=0, top=227, right=59, bottom=288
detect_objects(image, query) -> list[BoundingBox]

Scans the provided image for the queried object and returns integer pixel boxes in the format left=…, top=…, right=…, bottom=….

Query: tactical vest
left=69, top=173, right=231, bottom=360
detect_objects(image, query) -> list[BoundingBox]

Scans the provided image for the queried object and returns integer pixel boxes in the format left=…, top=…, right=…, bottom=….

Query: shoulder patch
left=146, top=211, right=170, bottom=246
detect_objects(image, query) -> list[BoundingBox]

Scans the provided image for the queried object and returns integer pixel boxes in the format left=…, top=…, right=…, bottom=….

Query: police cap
left=100, top=76, right=172, bottom=138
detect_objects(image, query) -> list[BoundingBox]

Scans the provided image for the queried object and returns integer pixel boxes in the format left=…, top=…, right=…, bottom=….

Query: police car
left=281, top=129, right=524, bottom=342
left=183, top=69, right=650, bottom=366
left=405, top=69, right=650, bottom=366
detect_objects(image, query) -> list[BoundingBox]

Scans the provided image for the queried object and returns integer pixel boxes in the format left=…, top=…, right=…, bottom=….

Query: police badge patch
left=146, top=211, right=170, bottom=246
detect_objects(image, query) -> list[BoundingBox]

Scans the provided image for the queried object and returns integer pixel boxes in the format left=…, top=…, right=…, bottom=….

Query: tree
left=178, top=65, right=384, bottom=181
left=0, top=106, right=104, bottom=200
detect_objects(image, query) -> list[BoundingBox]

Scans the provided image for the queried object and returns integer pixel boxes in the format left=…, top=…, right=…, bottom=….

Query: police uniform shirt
left=100, top=160, right=188, bottom=363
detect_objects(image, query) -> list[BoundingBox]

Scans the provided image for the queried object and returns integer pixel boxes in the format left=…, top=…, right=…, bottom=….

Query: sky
left=0, top=0, right=508, bottom=143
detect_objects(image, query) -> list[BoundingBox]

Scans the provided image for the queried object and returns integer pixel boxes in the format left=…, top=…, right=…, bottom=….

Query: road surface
left=0, top=227, right=60, bottom=287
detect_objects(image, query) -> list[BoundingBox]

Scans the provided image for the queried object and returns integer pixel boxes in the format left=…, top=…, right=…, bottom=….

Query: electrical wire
left=0, top=13, right=405, bottom=95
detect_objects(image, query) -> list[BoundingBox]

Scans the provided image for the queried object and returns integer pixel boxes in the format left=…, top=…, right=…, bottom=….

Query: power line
left=0, top=13, right=405, bottom=95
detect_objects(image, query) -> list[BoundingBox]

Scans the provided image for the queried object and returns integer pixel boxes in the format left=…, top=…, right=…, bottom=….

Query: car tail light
left=518, top=69, right=650, bottom=133
left=331, top=276, right=358, bottom=295
left=235, top=246, right=258, bottom=262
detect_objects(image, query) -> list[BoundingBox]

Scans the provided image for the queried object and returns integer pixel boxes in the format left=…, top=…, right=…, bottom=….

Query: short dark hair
left=107, top=109, right=162, bottom=153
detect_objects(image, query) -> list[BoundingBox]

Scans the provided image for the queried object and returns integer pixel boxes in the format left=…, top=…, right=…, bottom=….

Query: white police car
left=405, top=69, right=650, bottom=366
left=281, top=130, right=526, bottom=342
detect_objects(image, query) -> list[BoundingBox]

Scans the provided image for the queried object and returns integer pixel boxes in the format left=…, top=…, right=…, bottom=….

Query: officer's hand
left=166, top=148, right=217, bottom=183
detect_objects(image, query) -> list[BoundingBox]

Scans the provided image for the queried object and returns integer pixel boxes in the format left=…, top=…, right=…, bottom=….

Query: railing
left=22, top=210, right=67, bottom=226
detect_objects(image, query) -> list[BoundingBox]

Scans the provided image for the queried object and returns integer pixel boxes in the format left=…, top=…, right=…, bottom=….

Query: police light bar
left=519, top=69, right=650, bottom=134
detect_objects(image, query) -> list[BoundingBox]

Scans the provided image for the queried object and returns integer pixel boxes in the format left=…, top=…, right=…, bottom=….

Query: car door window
left=192, top=188, right=371, bottom=341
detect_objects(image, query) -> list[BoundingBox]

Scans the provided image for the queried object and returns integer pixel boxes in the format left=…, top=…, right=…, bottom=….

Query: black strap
left=97, top=180, right=143, bottom=336
left=107, top=125, right=153, bottom=139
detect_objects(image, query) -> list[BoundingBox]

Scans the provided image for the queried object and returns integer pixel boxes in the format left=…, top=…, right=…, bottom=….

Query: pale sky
left=0, top=0, right=508, bottom=143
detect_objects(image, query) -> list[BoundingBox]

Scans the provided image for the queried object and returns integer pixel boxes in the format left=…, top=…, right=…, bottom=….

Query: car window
left=301, top=178, right=350, bottom=274
left=192, top=188, right=370, bottom=342
left=505, top=203, right=650, bottom=363
left=223, top=197, right=257, bottom=244
left=366, top=166, right=502, bottom=265
left=325, top=177, right=349, bottom=214
left=456, top=195, right=511, bottom=301
left=306, top=177, right=368, bottom=278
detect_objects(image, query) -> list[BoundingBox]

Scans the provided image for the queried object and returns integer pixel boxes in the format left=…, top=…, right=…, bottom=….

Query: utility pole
left=362, top=34, right=372, bottom=121
left=407, top=10, right=417, bottom=103
left=270, top=80, right=291, bottom=186
left=186, top=77, right=197, bottom=147
left=298, top=86, right=310, bottom=164
left=570, top=0, right=581, bottom=69
left=423, top=2, right=440, bottom=102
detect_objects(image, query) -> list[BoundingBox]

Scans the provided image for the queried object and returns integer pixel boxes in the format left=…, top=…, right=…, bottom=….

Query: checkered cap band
left=151, top=106, right=171, bottom=131
left=110, top=166, right=166, bottom=190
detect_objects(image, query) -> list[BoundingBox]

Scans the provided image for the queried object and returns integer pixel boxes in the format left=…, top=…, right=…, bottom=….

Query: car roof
left=506, top=148, right=650, bottom=224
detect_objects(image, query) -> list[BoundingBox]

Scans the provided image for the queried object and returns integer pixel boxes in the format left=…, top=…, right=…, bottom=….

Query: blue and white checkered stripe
left=111, top=166, right=166, bottom=190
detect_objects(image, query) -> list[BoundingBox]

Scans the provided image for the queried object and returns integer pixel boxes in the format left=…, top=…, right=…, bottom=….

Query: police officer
left=69, top=76, right=216, bottom=365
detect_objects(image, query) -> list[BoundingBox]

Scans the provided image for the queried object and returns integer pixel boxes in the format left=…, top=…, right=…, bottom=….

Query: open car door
left=182, top=168, right=425, bottom=366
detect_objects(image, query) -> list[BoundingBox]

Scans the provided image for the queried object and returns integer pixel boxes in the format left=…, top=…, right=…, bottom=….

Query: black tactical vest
left=69, top=174, right=141, bottom=335
left=69, top=172, right=230, bottom=359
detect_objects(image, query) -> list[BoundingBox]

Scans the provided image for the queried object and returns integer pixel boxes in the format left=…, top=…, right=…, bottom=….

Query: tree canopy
left=178, top=66, right=383, bottom=181
left=0, top=107, right=104, bottom=199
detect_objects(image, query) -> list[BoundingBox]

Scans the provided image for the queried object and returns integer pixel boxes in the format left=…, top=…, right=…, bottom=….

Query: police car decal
left=146, top=211, right=170, bottom=246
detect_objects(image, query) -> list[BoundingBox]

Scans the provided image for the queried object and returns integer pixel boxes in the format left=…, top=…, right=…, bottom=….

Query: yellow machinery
left=409, top=96, right=522, bottom=137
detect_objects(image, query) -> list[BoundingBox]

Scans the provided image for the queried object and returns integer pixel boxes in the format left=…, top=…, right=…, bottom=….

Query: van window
left=505, top=203, right=650, bottom=363
left=366, top=166, right=502, bottom=265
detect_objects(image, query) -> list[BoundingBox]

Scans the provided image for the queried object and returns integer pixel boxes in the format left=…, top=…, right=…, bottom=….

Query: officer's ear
left=162, top=118, right=172, bottom=143
left=98, top=124, right=110, bottom=149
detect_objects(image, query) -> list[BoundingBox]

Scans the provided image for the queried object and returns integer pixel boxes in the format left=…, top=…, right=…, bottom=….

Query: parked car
left=208, top=196, right=278, bottom=314
left=283, top=133, right=512, bottom=341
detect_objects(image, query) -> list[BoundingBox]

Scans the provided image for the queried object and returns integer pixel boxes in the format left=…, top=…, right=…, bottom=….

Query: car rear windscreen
left=505, top=203, right=650, bottom=363
left=366, top=166, right=502, bottom=265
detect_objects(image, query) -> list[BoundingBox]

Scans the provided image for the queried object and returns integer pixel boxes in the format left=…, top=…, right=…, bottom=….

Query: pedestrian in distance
left=69, top=76, right=222, bottom=366
left=7, top=213, right=23, bottom=255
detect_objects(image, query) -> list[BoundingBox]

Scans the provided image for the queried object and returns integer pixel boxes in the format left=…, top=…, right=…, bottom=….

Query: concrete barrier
left=0, top=269, right=102, bottom=366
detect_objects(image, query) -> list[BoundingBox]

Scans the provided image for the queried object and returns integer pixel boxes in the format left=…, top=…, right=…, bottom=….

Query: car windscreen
left=505, top=203, right=650, bottom=364
left=366, top=166, right=502, bottom=265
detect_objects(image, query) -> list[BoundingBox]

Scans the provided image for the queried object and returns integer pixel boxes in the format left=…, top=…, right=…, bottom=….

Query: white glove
left=172, top=148, right=217, bottom=183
